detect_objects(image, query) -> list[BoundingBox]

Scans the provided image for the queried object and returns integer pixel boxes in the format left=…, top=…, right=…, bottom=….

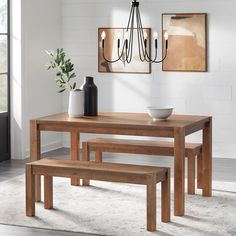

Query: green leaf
left=58, top=88, right=66, bottom=93
left=46, top=48, right=77, bottom=93
left=69, top=73, right=76, bottom=79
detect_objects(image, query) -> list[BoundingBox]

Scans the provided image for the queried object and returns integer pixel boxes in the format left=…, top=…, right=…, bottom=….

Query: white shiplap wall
left=61, top=0, right=236, bottom=159
left=11, top=0, right=62, bottom=159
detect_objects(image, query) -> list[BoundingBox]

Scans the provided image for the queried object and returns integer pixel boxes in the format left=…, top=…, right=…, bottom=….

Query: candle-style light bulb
left=124, top=32, right=129, bottom=49
left=164, top=32, right=169, bottom=50
left=153, top=32, right=158, bottom=40
left=116, top=32, right=121, bottom=39
left=124, top=31, right=129, bottom=40
left=144, top=32, right=148, bottom=39
left=116, top=32, right=121, bottom=49
left=143, top=31, right=148, bottom=48
left=153, top=32, right=158, bottom=49
left=101, top=31, right=106, bottom=49
left=101, top=31, right=106, bottom=40
left=164, top=32, right=169, bottom=40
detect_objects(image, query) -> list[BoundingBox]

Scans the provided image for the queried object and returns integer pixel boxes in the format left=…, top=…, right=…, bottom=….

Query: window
left=0, top=0, right=9, bottom=113
left=0, top=0, right=10, bottom=162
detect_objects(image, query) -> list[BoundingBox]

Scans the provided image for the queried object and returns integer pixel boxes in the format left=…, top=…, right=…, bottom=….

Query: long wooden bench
left=82, top=138, right=203, bottom=194
left=26, top=159, right=170, bottom=232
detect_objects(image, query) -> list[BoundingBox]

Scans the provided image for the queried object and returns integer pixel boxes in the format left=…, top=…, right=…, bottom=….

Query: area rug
left=0, top=175, right=235, bottom=236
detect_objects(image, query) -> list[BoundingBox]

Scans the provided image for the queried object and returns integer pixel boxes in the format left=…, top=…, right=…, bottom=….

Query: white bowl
left=147, top=106, right=173, bottom=120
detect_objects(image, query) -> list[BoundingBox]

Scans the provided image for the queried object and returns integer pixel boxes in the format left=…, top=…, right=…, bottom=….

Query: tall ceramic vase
left=83, top=76, right=98, bottom=116
left=68, top=90, right=84, bottom=118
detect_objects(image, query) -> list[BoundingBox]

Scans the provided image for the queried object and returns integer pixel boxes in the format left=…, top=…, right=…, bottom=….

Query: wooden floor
left=0, top=148, right=236, bottom=235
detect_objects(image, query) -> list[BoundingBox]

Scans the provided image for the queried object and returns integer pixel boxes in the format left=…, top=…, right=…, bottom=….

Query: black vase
left=83, top=76, right=98, bottom=116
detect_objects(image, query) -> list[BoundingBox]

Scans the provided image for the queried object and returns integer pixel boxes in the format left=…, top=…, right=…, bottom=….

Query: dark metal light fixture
left=101, top=0, right=169, bottom=64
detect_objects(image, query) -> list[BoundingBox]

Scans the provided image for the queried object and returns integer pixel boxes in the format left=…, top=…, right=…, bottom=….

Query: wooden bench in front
left=25, top=159, right=170, bottom=232
left=82, top=138, right=203, bottom=194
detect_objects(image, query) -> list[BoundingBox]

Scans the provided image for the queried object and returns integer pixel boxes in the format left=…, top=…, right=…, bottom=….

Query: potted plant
left=46, top=48, right=84, bottom=118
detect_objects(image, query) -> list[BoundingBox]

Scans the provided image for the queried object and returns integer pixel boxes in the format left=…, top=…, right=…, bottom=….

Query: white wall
left=11, top=0, right=63, bottom=159
left=61, top=0, right=236, bottom=159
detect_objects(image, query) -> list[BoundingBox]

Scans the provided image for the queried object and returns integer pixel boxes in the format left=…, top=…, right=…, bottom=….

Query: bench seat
left=82, top=138, right=203, bottom=194
left=26, top=159, right=170, bottom=232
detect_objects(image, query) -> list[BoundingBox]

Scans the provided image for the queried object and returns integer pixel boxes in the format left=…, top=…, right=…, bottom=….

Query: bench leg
left=161, top=168, right=170, bottom=223
left=26, top=165, right=35, bottom=217
left=95, top=151, right=102, bottom=163
left=44, top=176, right=53, bottom=209
left=187, top=151, right=195, bottom=195
left=147, top=181, right=156, bottom=231
left=197, top=152, right=203, bottom=189
left=82, top=142, right=90, bottom=186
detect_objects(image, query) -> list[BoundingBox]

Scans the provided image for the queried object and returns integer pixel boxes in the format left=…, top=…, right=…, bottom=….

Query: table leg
left=70, top=130, right=80, bottom=186
left=30, top=120, right=41, bottom=202
left=174, top=127, right=185, bottom=216
left=202, top=117, right=212, bottom=197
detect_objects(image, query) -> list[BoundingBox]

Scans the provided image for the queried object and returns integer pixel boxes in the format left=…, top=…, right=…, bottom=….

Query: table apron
left=39, top=124, right=174, bottom=138
left=185, top=122, right=206, bottom=136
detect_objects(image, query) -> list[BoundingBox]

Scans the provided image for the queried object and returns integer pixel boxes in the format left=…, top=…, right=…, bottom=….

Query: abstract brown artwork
left=162, top=13, right=207, bottom=72
left=98, top=28, right=151, bottom=74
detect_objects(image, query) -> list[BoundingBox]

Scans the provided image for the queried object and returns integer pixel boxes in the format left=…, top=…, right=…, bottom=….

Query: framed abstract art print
left=162, top=13, right=207, bottom=72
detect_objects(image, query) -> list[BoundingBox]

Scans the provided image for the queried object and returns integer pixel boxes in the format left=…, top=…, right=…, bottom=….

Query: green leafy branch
left=46, top=48, right=81, bottom=93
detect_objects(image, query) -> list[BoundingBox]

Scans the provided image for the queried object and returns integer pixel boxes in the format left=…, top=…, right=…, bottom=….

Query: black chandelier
left=101, top=0, right=169, bottom=64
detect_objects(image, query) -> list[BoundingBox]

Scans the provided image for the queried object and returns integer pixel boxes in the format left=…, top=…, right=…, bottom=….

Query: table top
left=34, top=112, right=210, bottom=134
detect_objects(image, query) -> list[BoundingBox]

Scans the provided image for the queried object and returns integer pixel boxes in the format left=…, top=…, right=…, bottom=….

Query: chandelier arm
left=144, top=47, right=158, bottom=63
left=102, top=47, right=124, bottom=63
left=118, top=38, right=128, bottom=63
left=136, top=25, right=145, bottom=61
left=136, top=7, right=150, bottom=62
left=126, top=33, right=133, bottom=63
left=137, top=27, right=147, bottom=61
left=136, top=8, right=146, bottom=61
left=137, top=6, right=168, bottom=64
left=126, top=8, right=135, bottom=63
left=126, top=5, right=134, bottom=30
left=126, top=12, right=133, bottom=60
left=139, top=26, right=148, bottom=62
left=153, top=48, right=158, bottom=62
left=137, top=9, right=150, bottom=62
left=153, top=49, right=168, bottom=63
left=123, top=3, right=134, bottom=63
left=118, top=47, right=126, bottom=63
left=125, top=47, right=129, bottom=62
left=144, top=48, right=153, bottom=62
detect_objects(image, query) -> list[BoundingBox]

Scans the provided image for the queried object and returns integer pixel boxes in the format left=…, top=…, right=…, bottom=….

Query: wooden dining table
left=30, top=112, right=212, bottom=216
